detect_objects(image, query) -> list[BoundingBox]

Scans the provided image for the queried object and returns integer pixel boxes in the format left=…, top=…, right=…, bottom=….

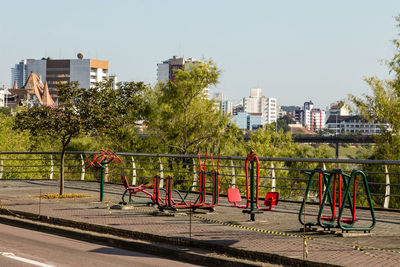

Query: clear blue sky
left=1, top=0, right=400, bottom=108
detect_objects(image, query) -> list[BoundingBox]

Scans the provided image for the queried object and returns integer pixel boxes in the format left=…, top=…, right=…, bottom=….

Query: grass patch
left=38, top=193, right=88, bottom=199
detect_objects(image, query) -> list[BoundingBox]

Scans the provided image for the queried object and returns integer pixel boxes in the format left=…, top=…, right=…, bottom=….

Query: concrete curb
left=0, top=214, right=260, bottom=267
left=0, top=208, right=341, bottom=267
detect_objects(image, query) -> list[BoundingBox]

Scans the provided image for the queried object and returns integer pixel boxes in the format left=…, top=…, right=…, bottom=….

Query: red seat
left=264, top=192, right=279, bottom=210
left=227, top=188, right=242, bottom=204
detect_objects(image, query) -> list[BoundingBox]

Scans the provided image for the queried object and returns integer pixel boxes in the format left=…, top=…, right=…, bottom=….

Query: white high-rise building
left=243, top=88, right=263, bottom=114
left=264, top=97, right=277, bottom=125
left=242, top=88, right=277, bottom=126
left=302, top=101, right=314, bottom=128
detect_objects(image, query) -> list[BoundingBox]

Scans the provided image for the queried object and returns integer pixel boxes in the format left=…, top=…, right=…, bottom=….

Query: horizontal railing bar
left=3, top=151, right=400, bottom=166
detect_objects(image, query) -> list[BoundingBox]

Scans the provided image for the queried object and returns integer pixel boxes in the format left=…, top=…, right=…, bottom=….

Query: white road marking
left=0, top=252, right=55, bottom=267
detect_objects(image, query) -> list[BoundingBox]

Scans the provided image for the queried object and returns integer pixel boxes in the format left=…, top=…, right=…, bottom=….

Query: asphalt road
left=0, top=223, right=201, bottom=267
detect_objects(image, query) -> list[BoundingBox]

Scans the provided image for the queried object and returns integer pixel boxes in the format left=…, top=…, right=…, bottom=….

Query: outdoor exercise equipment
left=227, top=149, right=279, bottom=221
left=298, top=168, right=376, bottom=232
left=83, top=150, right=122, bottom=202
left=153, top=150, right=220, bottom=211
left=120, top=175, right=155, bottom=205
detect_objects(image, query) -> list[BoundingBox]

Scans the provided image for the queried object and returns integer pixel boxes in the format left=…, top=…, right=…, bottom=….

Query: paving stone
left=0, top=180, right=399, bottom=266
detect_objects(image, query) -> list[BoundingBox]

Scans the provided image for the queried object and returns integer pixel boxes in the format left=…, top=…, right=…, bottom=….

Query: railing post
left=384, top=164, right=390, bottom=209
left=271, top=162, right=276, bottom=192
left=104, top=165, right=109, bottom=182
left=322, top=162, right=326, bottom=191
left=131, top=156, right=137, bottom=186
left=192, top=158, right=197, bottom=189
left=231, top=160, right=236, bottom=188
left=80, top=154, right=85, bottom=180
left=159, top=157, right=164, bottom=188
left=0, top=154, right=3, bottom=179
left=49, top=155, right=54, bottom=180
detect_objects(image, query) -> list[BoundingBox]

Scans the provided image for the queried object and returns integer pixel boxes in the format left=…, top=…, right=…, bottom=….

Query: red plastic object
left=264, top=192, right=279, bottom=210
left=121, top=175, right=155, bottom=201
left=227, top=188, right=247, bottom=208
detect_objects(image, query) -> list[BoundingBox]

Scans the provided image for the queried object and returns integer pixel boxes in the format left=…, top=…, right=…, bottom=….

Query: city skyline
left=1, top=1, right=400, bottom=108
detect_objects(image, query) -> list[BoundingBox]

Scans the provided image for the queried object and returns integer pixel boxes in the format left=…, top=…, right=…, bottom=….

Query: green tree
left=0, top=113, right=32, bottom=151
left=273, top=115, right=295, bottom=133
left=248, top=124, right=294, bottom=157
left=349, top=15, right=400, bottom=160
left=0, top=107, right=11, bottom=116
left=348, top=16, right=400, bottom=208
left=146, top=60, right=230, bottom=154
left=14, top=80, right=148, bottom=194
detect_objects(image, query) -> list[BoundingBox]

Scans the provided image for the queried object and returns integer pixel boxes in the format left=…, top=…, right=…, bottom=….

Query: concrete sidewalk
left=0, top=180, right=399, bottom=266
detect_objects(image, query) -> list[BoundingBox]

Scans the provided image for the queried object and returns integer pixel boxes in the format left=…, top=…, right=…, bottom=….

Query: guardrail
left=0, top=151, right=399, bottom=209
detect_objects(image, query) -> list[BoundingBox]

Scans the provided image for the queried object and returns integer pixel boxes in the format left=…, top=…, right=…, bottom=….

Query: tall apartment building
left=242, top=88, right=277, bottom=126
left=11, top=58, right=109, bottom=100
left=157, top=56, right=209, bottom=97
left=295, top=101, right=326, bottom=131
left=264, top=97, right=277, bottom=125
left=212, top=93, right=233, bottom=115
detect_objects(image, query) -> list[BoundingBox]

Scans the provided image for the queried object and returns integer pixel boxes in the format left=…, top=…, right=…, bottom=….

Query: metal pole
left=100, top=166, right=105, bottom=202
left=191, top=158, right=196, bottom=190
left=80, top=154, right=85, bottom=180
left=159, top=157, right=164, bottom=188
left=384, top=165, right=390, bottom=209
left=131, top=156, right=137, bottom=186
left=189, top=207, right=193, bottom=244
left=104, top=165, right=109, bottom=182
left=335, top=142, right=339, bottom=169
left=49, top=155, right=54, bottom=180
left=323, top=163, right=326, bottom=192
left=231, top=160, right=236, bottom=188
left=335, top=142, right=339, bottom=159
left=250, top=158, right=255, bottom=221
left=336, top=114, right=338, bottom=136
left=271, top=162, right=276, bottom=192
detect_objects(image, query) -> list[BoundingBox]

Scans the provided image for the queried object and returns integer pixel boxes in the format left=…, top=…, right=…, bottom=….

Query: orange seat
left=264, top=192, right=279, bottom=210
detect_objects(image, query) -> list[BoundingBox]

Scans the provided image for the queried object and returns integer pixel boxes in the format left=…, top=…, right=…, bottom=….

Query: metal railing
left=0, top=151, right=399, bottom=209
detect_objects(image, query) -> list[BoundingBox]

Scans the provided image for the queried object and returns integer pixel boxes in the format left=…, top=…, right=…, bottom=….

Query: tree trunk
left=60, top=146, right=66, bottom=195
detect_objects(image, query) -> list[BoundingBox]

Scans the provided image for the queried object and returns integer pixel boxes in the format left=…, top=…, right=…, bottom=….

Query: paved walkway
left=0, top=180, right=399, bottom=266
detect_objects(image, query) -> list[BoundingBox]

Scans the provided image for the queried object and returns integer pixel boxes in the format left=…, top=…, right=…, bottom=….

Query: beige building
left=7, top=72, right=55, bottom=108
